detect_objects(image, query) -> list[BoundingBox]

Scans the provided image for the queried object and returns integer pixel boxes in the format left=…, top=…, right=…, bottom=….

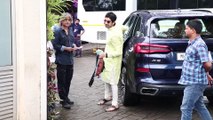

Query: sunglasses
left=104, top=19, right=112, bottom=24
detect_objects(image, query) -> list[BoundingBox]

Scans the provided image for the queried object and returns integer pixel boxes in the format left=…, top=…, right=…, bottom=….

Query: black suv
left=120, top=9, right=213, bottom=106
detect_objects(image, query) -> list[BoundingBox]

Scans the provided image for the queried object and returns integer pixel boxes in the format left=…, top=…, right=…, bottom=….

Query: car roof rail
left=191, top=9, right=212, bottom=13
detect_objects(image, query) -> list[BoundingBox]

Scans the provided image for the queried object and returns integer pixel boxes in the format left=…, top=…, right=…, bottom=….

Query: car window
left=123, top=15, right=137, bottom=37
left=158, top=20, right=179, bottom=32
left=151, top=19, right=183, bottom=38
left=150, top=17, right=213, bottom=39
left=132, top=16, right=141, bottom=36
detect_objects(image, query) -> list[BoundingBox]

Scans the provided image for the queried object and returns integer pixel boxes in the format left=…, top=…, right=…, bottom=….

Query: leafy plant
left=47, top=0, right=69, bottom=41
left=47, top=0, right=73, bottom=119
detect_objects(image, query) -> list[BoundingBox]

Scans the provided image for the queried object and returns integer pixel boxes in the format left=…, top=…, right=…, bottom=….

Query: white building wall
left=15, top=0, right=47, bottom=119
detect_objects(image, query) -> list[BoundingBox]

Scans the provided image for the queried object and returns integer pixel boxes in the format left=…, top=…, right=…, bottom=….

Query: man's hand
left=99, top=52, right=106, bottom=59
left=65, top=47, right=77, bottom=52
left=207, top=73, right=213, bottom=86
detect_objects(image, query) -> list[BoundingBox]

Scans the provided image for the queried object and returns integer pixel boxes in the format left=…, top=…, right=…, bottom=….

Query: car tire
left=119, top=66, right=140, bottom=106
left=207, top=96, right=213, bottom=105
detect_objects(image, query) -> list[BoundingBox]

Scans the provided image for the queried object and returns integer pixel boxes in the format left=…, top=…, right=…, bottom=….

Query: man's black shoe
left=59, top=101, right=64, bottom=104
left=62, top=102, right=71, bottom=109
left=66, top=98, right=74, bottom=105
left=60, top=101, right=66, bottom=104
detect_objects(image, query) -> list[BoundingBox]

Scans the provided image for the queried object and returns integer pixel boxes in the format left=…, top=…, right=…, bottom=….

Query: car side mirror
left=135, top=31, right=144, bottom=38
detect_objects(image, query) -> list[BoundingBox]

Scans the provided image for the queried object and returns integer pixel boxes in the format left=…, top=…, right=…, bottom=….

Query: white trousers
left=104, top=83, right=118, bottom=106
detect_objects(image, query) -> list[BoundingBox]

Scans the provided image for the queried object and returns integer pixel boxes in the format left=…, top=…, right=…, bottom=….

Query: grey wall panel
left=0, top=69, right=14, bottom=120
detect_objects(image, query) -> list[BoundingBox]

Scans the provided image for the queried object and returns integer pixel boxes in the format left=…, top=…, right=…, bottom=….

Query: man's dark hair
left=186, top=19, right=202, bottom=34
left=105, top=12, right=117, bottom=23
left=76, top=18, right=80, bottom=22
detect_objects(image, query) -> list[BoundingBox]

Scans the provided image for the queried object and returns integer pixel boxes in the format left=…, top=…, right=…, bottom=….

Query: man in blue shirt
left=52, top=13, right=77, bottom=109
left=178, top=19, right=212, bottom=120
left=72, top=18, right=85, bottom=57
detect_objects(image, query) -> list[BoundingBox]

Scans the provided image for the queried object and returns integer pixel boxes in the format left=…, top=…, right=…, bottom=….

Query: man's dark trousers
left=57, top=64, right=73, bottom=102
left=74, top=38, right=82, bottom=56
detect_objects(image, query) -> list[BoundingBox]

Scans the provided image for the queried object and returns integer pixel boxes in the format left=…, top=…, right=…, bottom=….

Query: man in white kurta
left=98, top=12, right=126, bottom=112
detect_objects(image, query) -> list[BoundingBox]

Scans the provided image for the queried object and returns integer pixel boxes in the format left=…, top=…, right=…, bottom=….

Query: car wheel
left=207, top=96, right=213, bottom=105
left=119, top=66, right=140, bottom=106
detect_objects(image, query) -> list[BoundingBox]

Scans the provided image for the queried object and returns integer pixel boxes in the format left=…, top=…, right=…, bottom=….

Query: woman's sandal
left=105, top=105, right=119, bottom=112
left=97, top=99, right=111, bottom=105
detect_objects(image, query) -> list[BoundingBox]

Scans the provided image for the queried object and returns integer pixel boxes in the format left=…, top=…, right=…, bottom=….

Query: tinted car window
left=123, top=15, right=137, bottom=38
left=132, top=17, right=142, bottom=36
left=150, top=17, right=213, bottom=39
left=137, top=0, right=213, bottom=10
left=83, top=0, right=126, bottom=11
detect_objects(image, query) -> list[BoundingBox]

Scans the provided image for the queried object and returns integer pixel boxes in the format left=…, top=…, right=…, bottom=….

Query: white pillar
left=15, top=0, right=47, bottom=119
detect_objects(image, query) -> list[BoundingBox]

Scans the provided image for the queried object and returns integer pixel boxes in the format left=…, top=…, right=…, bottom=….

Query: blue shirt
left=71, top=23, right=84, bottom=37
left=52, top=27, right=75, bottom=65
left=179, top=36, right=210, bottom=85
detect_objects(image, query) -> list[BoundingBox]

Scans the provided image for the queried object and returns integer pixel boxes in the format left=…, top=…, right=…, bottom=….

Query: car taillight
left=134, top=43, right=171, bottom=54
left=136, top=68, right=150, bottom=72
